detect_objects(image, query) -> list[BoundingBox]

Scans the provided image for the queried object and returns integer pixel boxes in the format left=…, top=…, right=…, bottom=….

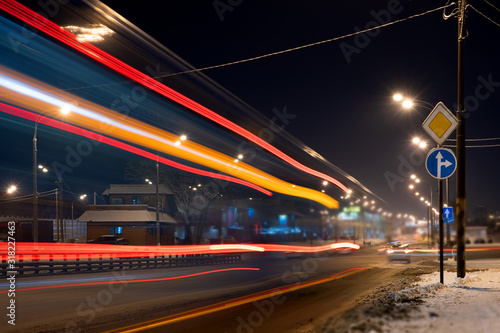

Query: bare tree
left=125, top=159, right=228, bottom=244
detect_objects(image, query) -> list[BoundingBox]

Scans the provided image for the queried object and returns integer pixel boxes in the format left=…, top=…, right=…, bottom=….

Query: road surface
left=1, top=247, right=405, bottom=333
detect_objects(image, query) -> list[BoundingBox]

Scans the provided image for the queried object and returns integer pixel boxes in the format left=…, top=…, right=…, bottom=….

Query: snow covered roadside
left=384, top=269, right=500, bottom=332
left=316, top=264, right=500, bottom=333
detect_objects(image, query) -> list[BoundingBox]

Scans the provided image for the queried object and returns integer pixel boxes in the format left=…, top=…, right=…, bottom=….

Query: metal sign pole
left=439, top=177, right=444, bottom=284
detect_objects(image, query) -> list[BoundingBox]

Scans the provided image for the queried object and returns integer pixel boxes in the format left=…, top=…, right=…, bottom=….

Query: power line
left=0, top=3, right=455, bottom=95
left=156, top=3, right=456, bottom=79
left=0, top=189, right=57, bottom=203
left=447, top=137, right=500, bottom=141
left=482, top=0, right=500, bottom=14
left=444, top=143, right=500, bottom=148
left=469, top=4, right=500, bottom=28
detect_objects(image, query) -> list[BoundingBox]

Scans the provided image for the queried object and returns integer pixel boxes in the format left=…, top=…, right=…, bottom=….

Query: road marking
left=104, top=267, right=366, bottom=333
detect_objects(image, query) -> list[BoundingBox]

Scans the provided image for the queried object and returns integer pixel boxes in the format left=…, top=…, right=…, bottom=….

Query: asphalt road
left=1, top=247, right=398, bottom=333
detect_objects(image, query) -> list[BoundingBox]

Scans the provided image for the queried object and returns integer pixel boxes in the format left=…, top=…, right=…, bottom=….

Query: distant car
left=87, top=235, right=127, bottom=245
left=386, top=242, right=413, bottom=263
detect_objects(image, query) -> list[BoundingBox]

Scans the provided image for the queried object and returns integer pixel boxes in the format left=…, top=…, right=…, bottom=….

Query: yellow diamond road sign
left=422, top=102, right=458, bottom=145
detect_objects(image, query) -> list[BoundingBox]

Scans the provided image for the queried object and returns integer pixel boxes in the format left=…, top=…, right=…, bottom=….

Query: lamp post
left=33, top=122, right=39, bottom=242
left=156, top=160, right=160, bottom=245
left=40, top=164, right=64, bottom=242
left=32, top=107, right=70, bottom=242
left=411, top=175, right=435, bottom=247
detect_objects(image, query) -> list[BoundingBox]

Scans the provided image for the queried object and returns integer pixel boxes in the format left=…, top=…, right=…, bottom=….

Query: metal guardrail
left=0, top=254, right=241, bottom=277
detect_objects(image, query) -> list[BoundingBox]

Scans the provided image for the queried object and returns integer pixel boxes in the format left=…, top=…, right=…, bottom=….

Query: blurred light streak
left=0, top=0, right=348, bottom=194
left=62, top=24, right=114, bottom=43
left=209, top=244, right=265, bottom=252
left=0, top=69, right=338, bottom=208
left=0, top=102, right=273, bottom=196
left=0, top=242, right=359, bottom=261
left=0, top=268, right=261, bottom=293
left=105, top=268, right=365, bottom=333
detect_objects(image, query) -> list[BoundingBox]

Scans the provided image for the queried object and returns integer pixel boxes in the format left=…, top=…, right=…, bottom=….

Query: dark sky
left=98, top=0, right=500, bottom=217
left=2, top=0, right=500, bottom=218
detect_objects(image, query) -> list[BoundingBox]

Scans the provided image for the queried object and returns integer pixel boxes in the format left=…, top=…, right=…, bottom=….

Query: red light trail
left=0, top=242, right=359, bottom=261
left=0, top=268, right=261, bottom=293
left=0, top=102, right=273, bottom=196
left=0, top=0, right=348, bottom=193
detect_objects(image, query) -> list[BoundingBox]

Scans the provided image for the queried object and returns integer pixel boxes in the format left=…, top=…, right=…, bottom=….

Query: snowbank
left=382, top=269, right=500, bottom=332
left=317, top=267, right=500, bottom=332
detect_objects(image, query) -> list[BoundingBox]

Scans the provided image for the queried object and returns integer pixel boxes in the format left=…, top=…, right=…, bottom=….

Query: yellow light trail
left=0, top=68, right=338, bottom=208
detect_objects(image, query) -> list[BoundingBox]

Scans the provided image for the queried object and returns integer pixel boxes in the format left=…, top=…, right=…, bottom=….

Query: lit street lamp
left=411, top=174, right=435, bottom=247
left=7, top=185, right=17, bottom=194
left=33, top=107, right=71, bottom=242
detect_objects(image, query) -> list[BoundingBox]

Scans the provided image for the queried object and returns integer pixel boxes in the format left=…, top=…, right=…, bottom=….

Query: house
left=78, top=204, right=176, bottom=245
left=78, top=184, right=177, bottom=245
left=102, top=184, right=177, bottom=214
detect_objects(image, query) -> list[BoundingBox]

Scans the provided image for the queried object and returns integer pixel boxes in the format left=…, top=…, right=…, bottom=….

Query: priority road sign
left=443, top=207, right=454, bottom=224
left=426, top=148, right=457, bottom=179
left=422, top=102, right=458, bottom=146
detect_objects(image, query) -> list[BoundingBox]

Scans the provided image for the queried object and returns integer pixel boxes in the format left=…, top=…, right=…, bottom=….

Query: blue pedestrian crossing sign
left=426, top=148, right=457, bottom=179
left=443, top=207, right=454, bottom=224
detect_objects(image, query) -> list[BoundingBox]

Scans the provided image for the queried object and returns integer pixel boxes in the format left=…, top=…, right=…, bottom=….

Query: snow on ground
left=383, top=269, right=500, bottom=332
left=316, top=262, right=500, bottom=333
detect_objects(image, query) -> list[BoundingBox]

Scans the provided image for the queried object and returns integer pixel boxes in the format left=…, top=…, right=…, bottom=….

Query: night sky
left=1, top=0, right=500, bottom=218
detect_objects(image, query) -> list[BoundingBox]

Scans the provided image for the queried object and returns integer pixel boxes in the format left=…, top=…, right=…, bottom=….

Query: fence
left=1, top=253, right=241, bottom=277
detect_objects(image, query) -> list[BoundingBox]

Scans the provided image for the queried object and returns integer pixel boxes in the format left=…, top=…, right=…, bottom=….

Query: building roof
left=102, top=184, right=172, bottom=195
left=77, top=207, right=176, bottom=223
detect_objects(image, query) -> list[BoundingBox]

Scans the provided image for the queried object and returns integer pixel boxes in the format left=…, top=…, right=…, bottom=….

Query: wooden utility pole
left=456, top=0, right=467, bottom=278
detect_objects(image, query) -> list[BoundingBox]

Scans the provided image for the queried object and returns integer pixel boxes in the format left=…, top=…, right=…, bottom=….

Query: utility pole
left=56, top=178, right=64, bottom=242
left=55, top=188, right=59, bottom=242
left=456, top=0, right=467, bottom=279
left=33, top=125, right=38, bottom=242
left=156, top=160, right=160, bottom=245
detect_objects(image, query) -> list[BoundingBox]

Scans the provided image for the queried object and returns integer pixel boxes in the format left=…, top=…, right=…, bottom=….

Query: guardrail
left=0, top=253, right=241, bottom=277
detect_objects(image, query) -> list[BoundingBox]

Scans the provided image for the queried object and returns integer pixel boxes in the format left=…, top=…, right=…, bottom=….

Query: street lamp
left=33, top=108, right=71, bottom=242
left=39, top=164, right=65, bottom=242
left=393, top=94, right=434, bottom=110
left=411, top=174, right=434, bottom=247
left=33, top=105, right=71, bottom=242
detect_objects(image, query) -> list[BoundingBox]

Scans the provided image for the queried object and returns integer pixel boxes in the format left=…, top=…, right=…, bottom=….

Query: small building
left=102, top=184, right=177, bottom=214
left=78, top=204, right=176, bottom=245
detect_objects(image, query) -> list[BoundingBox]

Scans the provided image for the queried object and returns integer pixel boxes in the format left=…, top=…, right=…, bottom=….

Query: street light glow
left=393, top=93, right=403, bottom=101
left=60, top=104, right=71, bottom=115
left=419, top=141, right=428, bottom=149
left=7, top=185, right=17, bottom=194
left=402, top=99, right=414, bottom=109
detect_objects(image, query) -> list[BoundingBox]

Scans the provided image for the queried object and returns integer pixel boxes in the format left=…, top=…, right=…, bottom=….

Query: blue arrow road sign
left=443, top=207, right=454, bottom=224
left=426, top=148, right=457, bottom=179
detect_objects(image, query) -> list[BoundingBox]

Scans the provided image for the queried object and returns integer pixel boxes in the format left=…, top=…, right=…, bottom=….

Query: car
left=87, top=235, right=127, bottom=245
left=386, top=242, right=413, bottom=263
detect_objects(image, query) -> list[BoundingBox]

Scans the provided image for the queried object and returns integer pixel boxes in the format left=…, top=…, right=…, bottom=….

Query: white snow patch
left=384, top=269, right=500, bottom=332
